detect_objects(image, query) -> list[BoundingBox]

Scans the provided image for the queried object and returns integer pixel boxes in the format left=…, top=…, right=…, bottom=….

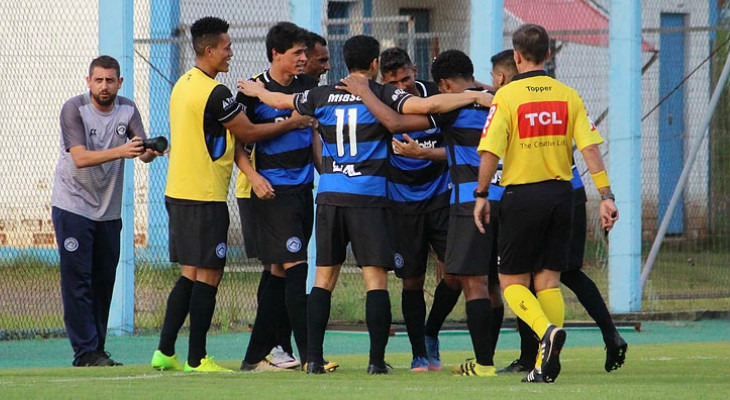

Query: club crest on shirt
left=216, top=242, right=227, bottom=258
left=286, top=236, right=302, bottom=253
left=64, top=237, right=79, bottom=252
left=115, top=123, right=127, bottom=137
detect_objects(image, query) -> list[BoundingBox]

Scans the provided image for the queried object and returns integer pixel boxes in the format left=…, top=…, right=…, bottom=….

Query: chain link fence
left=1, top=0, right=729, bottom=340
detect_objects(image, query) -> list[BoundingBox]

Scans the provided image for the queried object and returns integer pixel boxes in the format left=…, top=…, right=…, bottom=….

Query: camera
left=142, top=136, right=168, bottom=153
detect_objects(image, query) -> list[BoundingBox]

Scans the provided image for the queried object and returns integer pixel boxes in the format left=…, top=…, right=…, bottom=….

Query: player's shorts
left=498, top=180, right=573, bottom=275
left=444, top=211, right=495, bottom=276
left=316, top=204, right=394, bottom=269
left=253, top=190, right=313, bottom=265
left=568, top=187, right=587, bottom=270
left=487, top=201, right=501, bottom=283
left=166, top=197, right=229, bottom=270
left=391, top=206, right=448, bottom=279
left=236, top=197, right=260, bottom=260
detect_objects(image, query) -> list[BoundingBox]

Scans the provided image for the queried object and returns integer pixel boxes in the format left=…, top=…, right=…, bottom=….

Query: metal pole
left=608, top=0, right=642, bottom=312
left=100, top=0, right=135, bottom=336
left=641, top=45, right=730, bottom=288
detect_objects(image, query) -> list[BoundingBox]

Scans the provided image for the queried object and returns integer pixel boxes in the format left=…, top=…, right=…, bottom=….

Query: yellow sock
left=503, top=284, right=550, bottom=338
left=537, top=287, right=565, bottom=329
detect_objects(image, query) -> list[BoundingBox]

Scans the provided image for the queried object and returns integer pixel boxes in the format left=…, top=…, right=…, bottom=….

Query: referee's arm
left=474, top=150, right=500, bottom=233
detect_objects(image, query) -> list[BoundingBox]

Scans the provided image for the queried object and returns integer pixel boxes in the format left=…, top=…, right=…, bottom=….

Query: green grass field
left=1, top=342, right=728, bottom=400
left=1, top=320, right=728, bottom=400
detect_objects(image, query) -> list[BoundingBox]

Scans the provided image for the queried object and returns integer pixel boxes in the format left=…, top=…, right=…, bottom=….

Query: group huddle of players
left=151, top=17, right=626, bottom=384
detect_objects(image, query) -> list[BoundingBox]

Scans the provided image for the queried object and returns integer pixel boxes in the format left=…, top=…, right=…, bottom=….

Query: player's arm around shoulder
left=399, top=90, right=493, bottom=115
left=336, top=75, right=432, bottom=133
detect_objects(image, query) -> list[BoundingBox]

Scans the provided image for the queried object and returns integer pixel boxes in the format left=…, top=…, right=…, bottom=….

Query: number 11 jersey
left=293, top=80, right=413, bottom=207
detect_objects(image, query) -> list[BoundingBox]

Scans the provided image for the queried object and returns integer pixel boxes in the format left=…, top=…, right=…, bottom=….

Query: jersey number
left=335, top=108, right=358, bottom=157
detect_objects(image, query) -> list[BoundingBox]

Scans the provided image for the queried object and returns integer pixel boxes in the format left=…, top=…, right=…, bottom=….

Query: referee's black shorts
left=166, top=197, right=229, bottom=270
left=498, top=180, right=573, bottom=275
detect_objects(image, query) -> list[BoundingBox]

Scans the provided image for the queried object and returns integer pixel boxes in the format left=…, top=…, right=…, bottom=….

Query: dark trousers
left=52, top=207, right=121, bottom=365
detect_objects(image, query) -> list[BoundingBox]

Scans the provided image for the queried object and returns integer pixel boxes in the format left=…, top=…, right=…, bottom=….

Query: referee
left=474, top=24, right=619, bottom=384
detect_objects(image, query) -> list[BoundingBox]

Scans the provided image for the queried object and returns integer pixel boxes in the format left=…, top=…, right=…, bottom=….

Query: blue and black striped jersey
left=236, top=70, right=318, bottom=192
left=434, top=88, right=504, bottom=216
left=389, top=80, right=451, bottom=214
left=294, top=79, right=413, bottom=207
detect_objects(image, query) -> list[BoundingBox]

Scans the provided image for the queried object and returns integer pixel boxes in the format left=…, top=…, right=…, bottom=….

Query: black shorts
left=392, top=207, right=448, bottom=279
left=237, top=197, right=260, bottom=260
left=487, top=201, right=500, bottom=283
left=166, top=198, right=229, bottom=270
left=316, top=205, right=394, bottom=269
left=254, top=191, right=313, bottom=265
left=498, top=180, right=573, bottom=275
left=445, top=212, right=495, bottom=276
left=568, top=187, right=587, bottom=270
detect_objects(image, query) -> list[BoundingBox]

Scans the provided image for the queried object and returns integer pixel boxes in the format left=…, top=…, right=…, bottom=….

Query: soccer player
left=238, top=35, right=492, bottom=375
left=151, top=16, right=311, bottom=373
left=304, top=32, right=330, bottom=83
left=234, top=143, right=299, bottom=370
left=474, top=24, right=619, bottom=383
left=377, top=47, right=455, bottom=372
left=51, top=55, right=162, bottom=367
left=236, top=21, right=317, bottom=372
left=336, top=49, right=503, bottom=377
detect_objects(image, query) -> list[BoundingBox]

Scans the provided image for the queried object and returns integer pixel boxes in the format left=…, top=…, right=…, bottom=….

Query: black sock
left=307, top=287, right=331, bottom=365
left=285, top=263, right=308, bottom=363
left=366, top=290, right=391, bottom=367
left=158, top=276, right=194, bottom=356
left=561, top=269, right=618, bottom=344
left=187, top=281, right=218, bottom=367
left=491, top=305, right=504, bottom=353
left=425, top=280, right=461, bottom=338
left=517, top=316, right=538, bottom=368
left=244, top=275, right=285, bottom=364
left=257, top=269, right=271, bottom=304
left=466, top=298, right=494, bottom=366
left=275, top=300, right=294, bottom=355
left=402, top=289, right=426, bottom=358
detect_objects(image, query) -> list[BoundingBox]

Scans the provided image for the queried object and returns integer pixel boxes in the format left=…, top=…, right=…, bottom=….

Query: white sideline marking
left=50, top=373, right=167, bottom=383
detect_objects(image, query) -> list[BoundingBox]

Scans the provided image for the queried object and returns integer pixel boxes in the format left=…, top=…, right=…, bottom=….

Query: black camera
left=142, top=136, right=168, bottom=153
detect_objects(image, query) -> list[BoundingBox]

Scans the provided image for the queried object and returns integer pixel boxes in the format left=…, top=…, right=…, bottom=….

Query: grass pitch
left=1, top=341, right=728, bottom=400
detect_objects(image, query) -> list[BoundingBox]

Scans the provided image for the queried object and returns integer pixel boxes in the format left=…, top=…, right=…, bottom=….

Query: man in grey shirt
left=51, top=55, right=161, bottom=367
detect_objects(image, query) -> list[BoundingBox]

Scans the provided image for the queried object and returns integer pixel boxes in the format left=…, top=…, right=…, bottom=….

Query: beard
left=92, top=91, right=116, bottom=107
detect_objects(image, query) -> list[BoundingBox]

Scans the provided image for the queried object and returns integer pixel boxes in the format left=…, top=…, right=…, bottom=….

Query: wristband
left=590, top=170, right=610, bottom=189
left=473, top=189, right=489, bottom=198
left=600, top=192, right=615, bottom=201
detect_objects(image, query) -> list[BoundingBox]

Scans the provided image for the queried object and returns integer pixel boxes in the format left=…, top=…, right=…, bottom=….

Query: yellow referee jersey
left=478, top=70, right=603, bottom=186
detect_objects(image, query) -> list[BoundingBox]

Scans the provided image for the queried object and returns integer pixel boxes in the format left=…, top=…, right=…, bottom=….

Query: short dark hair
left=88, top=55, right=120, bottom=77
left=431, top=50, right=474, bottom=82
left=343, top=35, right=380, bottom=72
left=512, top=24, right=550, bottom=64
left=191, top=16, right=230, bottom=56
left=379, top=47, right=412, bottom=75
left=306, top=32, right=327, bottom=51
left=491, top=49, right=517, bottom=75
left=266, top=22, right=309, bottom=62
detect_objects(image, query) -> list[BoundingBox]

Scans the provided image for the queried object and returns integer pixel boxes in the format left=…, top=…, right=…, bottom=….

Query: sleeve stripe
left=218, top=103, right=243, bottom=122
left=394, top=94, right=413, bottom=114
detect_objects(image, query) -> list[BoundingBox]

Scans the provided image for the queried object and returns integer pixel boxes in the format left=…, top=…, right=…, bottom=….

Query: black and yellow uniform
left=479, top=70, right=603, bottom=274
left=166, top=67, right=243, bottom=269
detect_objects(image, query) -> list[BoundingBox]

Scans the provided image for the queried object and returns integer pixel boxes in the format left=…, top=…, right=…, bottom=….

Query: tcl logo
left=517, top=101, right=568, bottom=139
